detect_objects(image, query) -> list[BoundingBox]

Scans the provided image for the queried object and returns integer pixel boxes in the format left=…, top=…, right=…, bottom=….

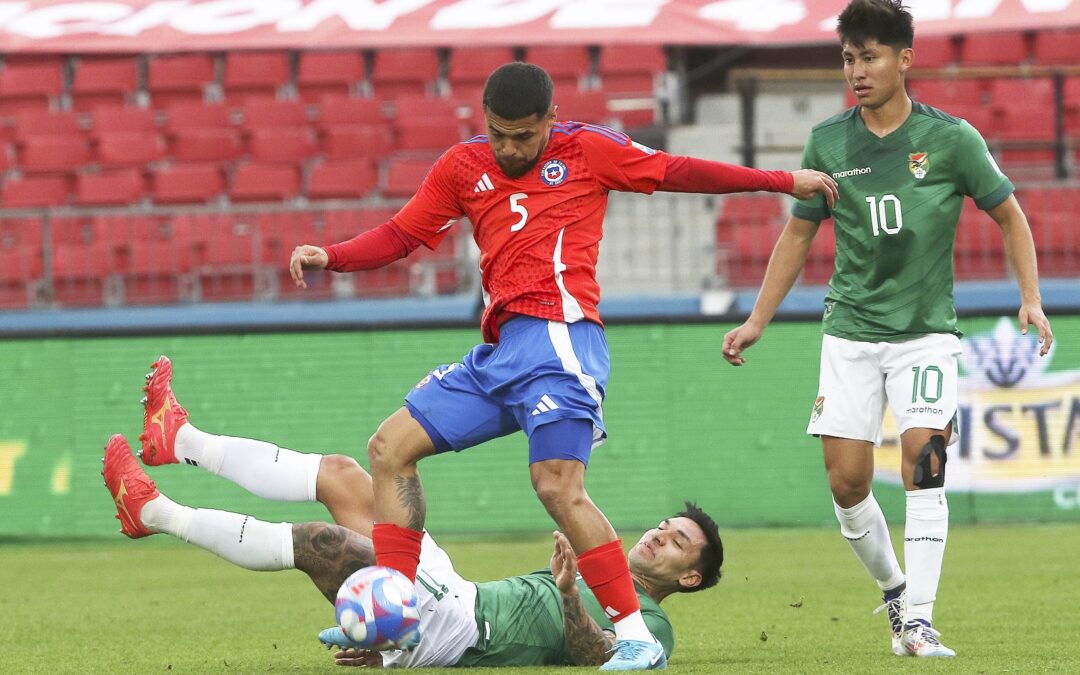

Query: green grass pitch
left=3, top=524, right=1079, bottom=674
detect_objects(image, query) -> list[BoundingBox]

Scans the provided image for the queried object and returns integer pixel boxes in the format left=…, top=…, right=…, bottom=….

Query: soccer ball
left=335, top=566, right=421, bottom=650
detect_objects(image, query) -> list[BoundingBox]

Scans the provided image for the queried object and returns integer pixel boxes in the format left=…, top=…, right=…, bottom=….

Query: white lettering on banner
left=0, top=4, right=29, bottom=30
left=7, top=2, right=132, bottom=39
left=1020, top=0, right=1073, bottom=12
left=101, top=1, right=187, bottom=36
left=169, top=0, right=298, bottom=35
left=550, top=0, right=668, bottom=29
left=280, top=0, right=436, bottom=32
left=699, top=0, right=807, bottom=32
left=432, top=0, right=566, bottom=30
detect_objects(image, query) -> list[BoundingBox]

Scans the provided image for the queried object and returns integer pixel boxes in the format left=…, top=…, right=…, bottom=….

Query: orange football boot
left=102, top=434, right=159, bottom=539
left=138, top=355, right=189, bottom=466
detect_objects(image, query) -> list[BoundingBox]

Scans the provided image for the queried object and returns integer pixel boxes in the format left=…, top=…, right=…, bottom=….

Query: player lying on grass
left=102, top=356, right=723, bottom=668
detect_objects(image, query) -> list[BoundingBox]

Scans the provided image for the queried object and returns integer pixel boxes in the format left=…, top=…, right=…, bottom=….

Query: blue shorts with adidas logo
left=403, top=316, right=609, bottom=464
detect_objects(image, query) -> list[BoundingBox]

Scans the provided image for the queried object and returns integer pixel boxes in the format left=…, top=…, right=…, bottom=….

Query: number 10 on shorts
left=911, top=365, right=943, bottom=403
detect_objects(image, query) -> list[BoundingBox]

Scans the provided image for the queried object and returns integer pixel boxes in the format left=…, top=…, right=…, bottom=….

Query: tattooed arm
left=292, top=522, right=375, bottom=603
left=550, top=531, right=616, bottom=666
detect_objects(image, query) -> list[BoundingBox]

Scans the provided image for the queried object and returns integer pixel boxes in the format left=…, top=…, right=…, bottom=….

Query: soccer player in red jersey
left=290, top=63, right=837, bottom=670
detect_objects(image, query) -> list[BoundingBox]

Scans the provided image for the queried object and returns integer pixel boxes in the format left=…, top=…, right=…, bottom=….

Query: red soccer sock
left=372, top=523, right=424, bottom=583
left=576, top=539, right=641, bottom=623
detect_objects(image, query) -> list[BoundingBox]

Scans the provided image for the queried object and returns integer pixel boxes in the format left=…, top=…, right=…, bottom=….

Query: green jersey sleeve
left=954, top=120, right=1014, bottom=210
left=792, top=132, right=830, bottom=222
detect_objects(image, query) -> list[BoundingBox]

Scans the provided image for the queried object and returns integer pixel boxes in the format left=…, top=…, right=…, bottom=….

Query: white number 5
left=509, top=193, right=529, bottom=232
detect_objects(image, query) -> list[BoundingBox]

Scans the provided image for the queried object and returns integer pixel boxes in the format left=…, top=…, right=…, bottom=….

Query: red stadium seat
left=912, top=35, right=955, bottom=68
left=1033, top=30, right=1080, bottom=65
left=91, top=107, right=158, bottom=134
left=390, top=94, right=462, bottom=123
left=0, top=58, right=64, bottom=114
left=120, top=237, right=192, bottom=304
left=257, top=211, right=338, bottom=300
left=185, top=214, right=262, bottom=302
left=11, top=111, right=82, bottom=139
left=941, top=104, right=995, bottom=137
left=960, top=32, right=1028, bottom=66
left=75, top=170, right=146, bottom=206
left=223, top=51, right=291, bottom=104
left=2, top=175, right=70, bottom=207
left=908, top=78, right=985, bottom=107
left=247, top=127, right=318, bottom=164
left=316, top=96, right=387, bottom=128
left=448, top=48, right=515, bottom=98
left=297, top=51, right=365, bottom=102
left=598, top=45, right=665, bottom=94
left=721, top=194, right=784, bottom=224
left=989, top=78, right=1054, bottom=108
left=995, top=104, right=1055, bottom=142
left=371, top=49, right=439, bottom=98
left=554, top=91, right=609, bottom=125
left=324, top=208, right=396, bottom=241
left=241, top=98, right=309, bottom=128
left=148, top=54, right=216, bottom=107
left=151, top=163, right=225, bottom=204
left=96, top=132, right=168, bottom=168
left=168, top=128, right=244, bottom=163
left=323, top=126, right=394, bottom=161
left=229, top=163, right=300, bottom=202
left=17, top=136, right=91, bottom=174
left=88, top=214, right=172, bottom=244
left=0, top=243, right=42, bottom=308
left=526, top=46, right=591, bottom=91
left=0, top=218, right=41, bottom=249
left=395, top=119, right=466, bottom=152
left=954, top=201, right=1006, bottom=280
left=71, top=57, right=139, bottom=111
left=164, top=103, right=233, bottom=130
left=383, top=157, right=434, bottom=198
left=726, top=221, right=784, bottom=287
left=51, top=240, right=118, bottom=307
left=803, top=221, right=836, bottom=285
left=308, top=160, right=378, bottom=200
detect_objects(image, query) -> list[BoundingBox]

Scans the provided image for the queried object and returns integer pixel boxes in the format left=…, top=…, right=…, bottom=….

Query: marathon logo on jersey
left=540, top=159, right=568, bottom=186
left=831, top=166, right=872, bottom=179
left=908, top=152, right=930, bottom=180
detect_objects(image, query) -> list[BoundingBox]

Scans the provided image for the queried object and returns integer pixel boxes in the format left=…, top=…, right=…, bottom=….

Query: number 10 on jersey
left=865, top=194, right=903, bottom=236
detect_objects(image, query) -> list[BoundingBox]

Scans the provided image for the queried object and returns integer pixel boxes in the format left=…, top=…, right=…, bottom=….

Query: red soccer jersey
left=393, top=122, right=669, bottom=343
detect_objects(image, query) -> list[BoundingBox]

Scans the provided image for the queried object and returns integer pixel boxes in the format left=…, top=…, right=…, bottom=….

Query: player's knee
left=317, top=454, right=369, bottom=499
left=912, top=434, right=947, bottom=489
left=530, top=466, right=586, bottom=515
left=828, top=474, right=871, bottom=508
left=366, top=429, right=400, bottom=474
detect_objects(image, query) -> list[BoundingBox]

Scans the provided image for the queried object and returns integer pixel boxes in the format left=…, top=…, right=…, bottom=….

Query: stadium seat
left=322, top=126, right=394, bottom=160
left=395, top=119, right=466, bottom=152
left=229, top=163, right=301, bottom=202
left=164, top=103, right=233, bottom=130
left=151, top=163, right=225, bottom=204
left=989, top=78, right=1054, bottom=108
left=91, top=106, right=158, bottom=134
left=297, top=51, right=365, bottom=102
left=247, top=127, right=318, bottom=164
left=11, top=111, right=82, bottom=139
left=526, top=46, right=591, bottom=91
left=307, top=160, right=378, bottom=200
left=908, top=78, right=985, bottom=107
left=2, top=175, right=70, bottom=207
left=726, top=221, right=784, bottom=287
left=960, top=32, right=1028, bottom=66
left=147, top=54, right=216, bottom=107
left=88, top=214, right=172, bottom=244
left=1033, top=29, right=1080, bottom=65
left=371, top=48, right=439, bottom=98
left=16, top=136, right=91, bottom=174
left=0, top=217, right=41, bottom=249
left=240, top=99, right=309, bottom=128
left=185, top=214, right=263, bottom=302
left=51, top=240, right=117, bottom=307
left=598, top=45, right=665, bottom=94
left=954, top=201, right=1006, bottom=280
left=120, top=237, right=191, bottom=305
left=0, top=242, right=42, bottom=308
left=223, top=51, right=291, bottom=104
left=257, top=210, right=338, bottom=300
left=167, top=128, right=244, bottom=163
left=316, top=96, right=387, bottom=129
left=70, top=56, right=139, bottom=111
left=95, top=132, right=168, bottom=168
left=0, top=58, right=65, bottom=114
left=555, top=91, right=609, bottom=125
left=941, top=104, right=995, bottom=137
left=448, top=47, right=515, bottom=99
left=324, top=207, right=396, bottom=242
left=389, top=94, right=462, bottom=123
left=803, top=221, right=836, bottom=285
left=720, top=194, right=784, bottom=225
left=75, top=170, right=146, bottom=206
left=383, top=157, right=435, bottom=198
left=912, top=35, right=955, bottom=68
left=995, top=104, right=1055, bottom=142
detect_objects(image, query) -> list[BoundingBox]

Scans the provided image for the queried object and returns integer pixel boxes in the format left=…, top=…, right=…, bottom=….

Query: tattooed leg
left=394, top=474, right=426, bottom=532
left=367, top=408, right=437, bottom=530
left=292, top=522, right=375, bottom=603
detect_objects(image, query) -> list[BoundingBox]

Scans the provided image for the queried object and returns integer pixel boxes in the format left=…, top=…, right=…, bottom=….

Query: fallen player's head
left=628, top=501, right=724, bottom=594
left=482, top=62, right=557, bottom=179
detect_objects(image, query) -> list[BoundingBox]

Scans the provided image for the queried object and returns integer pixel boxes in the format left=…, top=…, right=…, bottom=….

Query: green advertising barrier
left=1, top=317, right=1078, bottom=538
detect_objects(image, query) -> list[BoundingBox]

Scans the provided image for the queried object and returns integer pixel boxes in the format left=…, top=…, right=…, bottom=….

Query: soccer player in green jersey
left=102, top=363, right=724, bottom=669
left=721, top=0, right=1053, bottom=659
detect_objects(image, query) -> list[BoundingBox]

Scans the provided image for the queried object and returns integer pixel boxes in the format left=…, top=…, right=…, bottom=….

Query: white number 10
left=865, top=194, right=904, bottom=236
left=509, top=193, right=529, bottom=232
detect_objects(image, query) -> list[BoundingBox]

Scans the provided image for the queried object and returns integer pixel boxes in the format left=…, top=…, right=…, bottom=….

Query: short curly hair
left=837, top=0, right=914, bottom=50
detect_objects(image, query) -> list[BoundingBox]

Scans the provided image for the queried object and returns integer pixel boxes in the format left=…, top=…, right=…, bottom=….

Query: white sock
left=904, top=488, right=948, bottom=624
left=142, top=494, right=295, bottom=571
left=175, top=423, right=321, bottom=502
left=834, top=493, right=905, bottom=592
left=612, top=610, right=656, bottom=643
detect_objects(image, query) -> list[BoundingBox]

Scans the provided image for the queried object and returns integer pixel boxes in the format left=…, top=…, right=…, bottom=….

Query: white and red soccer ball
left=335, top=566, right=421, bottom=650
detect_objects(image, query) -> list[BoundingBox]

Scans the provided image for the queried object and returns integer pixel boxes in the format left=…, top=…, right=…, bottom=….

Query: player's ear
left=678, top=569, right=702, bottom=591
left=898, top=46, right=913, bottom=73
left=548, top=104, right=558, bottom=125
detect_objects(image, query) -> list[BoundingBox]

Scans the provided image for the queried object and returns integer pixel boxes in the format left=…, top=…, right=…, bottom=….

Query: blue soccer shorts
left=403, top=316, right=609, bottom=464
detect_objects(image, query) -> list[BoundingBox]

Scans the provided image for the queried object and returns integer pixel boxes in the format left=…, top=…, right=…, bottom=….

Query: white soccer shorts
left=806, top=333, right=961, bottom=445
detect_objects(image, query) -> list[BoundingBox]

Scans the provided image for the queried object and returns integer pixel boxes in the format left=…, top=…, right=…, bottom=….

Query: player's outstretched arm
left=986, top=195, right=1054, bottom=356
left=289, top=245, right=329, bottom=289
left=723, top=216, right=821, bottom=366
left=551, top=531, right=616, bottom=665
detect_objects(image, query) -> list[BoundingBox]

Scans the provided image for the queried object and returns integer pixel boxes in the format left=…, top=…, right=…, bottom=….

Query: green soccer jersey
left=454, top=571, right=674, bottom=667
left=792, top=101, right=1014, bottom=342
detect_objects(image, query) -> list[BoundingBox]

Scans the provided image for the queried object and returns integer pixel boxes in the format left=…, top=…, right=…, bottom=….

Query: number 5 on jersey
left=509, top=193, right=529, bottom=232
left=866, top=194, right=903, bottom=236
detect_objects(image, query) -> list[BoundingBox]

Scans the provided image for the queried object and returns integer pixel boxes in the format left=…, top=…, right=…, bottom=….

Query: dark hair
left=676, top=501, right=723, bottom=593
left=482, top=62, right=553, bottom=121
left=837, top=0, right=914, bottom=50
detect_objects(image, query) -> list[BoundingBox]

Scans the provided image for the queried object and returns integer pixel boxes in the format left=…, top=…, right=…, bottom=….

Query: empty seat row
left=912, top=30, right=1080, bottom=68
